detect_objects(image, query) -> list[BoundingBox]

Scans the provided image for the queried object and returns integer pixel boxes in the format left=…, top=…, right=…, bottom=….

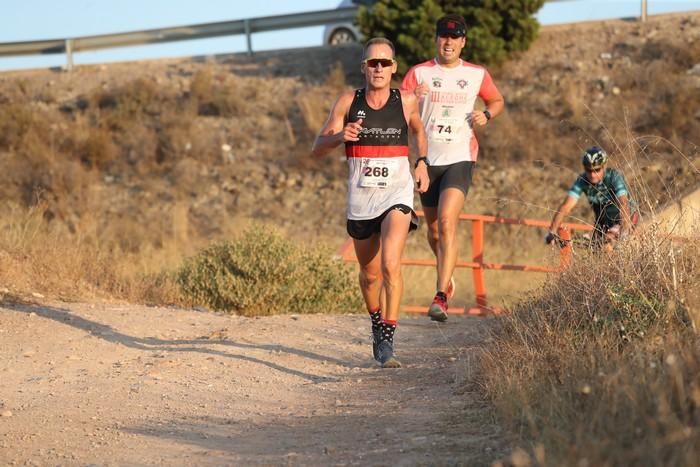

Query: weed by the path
left=176, top=224, right=362, bottom=316
left=482, top=230, right=700, bottom=466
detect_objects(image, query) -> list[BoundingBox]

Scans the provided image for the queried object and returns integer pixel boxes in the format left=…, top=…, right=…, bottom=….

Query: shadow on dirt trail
left=3, top=301, right=344, bottom=382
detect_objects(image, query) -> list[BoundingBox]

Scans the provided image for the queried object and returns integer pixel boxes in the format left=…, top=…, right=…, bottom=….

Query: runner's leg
left=435, top=187, right=466, bottom=293
left=424, top=205, right=439, bottom=256
left=353, top=234, right=383, bottom=313
left=376, top=208, right=411, bottom=367
left=379, top=209, right=412, bottom=321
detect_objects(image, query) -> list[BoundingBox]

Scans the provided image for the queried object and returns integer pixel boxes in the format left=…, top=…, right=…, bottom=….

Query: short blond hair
left=363, top=37, right=395, bottom=58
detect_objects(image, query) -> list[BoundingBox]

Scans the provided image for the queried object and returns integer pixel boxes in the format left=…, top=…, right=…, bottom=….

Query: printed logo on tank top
left=456, top=79, right=468, bottom=89
left=432, top=77, right=443, bottom=88
left=345, top=88, right=409, bottom=159
left=360, top=127, right=402, bottom=138
left=430, top=92, right=471, bottom=104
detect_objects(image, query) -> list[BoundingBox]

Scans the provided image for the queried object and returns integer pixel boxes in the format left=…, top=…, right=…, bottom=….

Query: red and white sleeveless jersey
left=401, top=59, right=500, bottom=166
left=344, top=88, right=414, bottom=220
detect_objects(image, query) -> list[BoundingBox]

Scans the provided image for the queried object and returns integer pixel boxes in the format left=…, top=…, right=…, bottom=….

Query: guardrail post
left=471, top=219, right=488, bottom=308
left=558, top=227, right=572, bottom=268
left=244, top=19, right=252, bottom=56
left=640, top=0, right=648, bottom=22
left=64, top=39, right=74, bottom=71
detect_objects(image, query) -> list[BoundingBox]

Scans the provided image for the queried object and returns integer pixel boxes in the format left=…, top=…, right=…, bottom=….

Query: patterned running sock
left=368, top=307, right=382, bottom=328
left=435, top=291, right=448, bottom=301
left=380, top=319, right=397, bottom=343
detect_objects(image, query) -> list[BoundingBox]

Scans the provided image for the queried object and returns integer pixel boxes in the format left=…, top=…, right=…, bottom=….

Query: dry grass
left=0, top=202, right=182, bottom=304
left=481, top=224, right=700, bottom=466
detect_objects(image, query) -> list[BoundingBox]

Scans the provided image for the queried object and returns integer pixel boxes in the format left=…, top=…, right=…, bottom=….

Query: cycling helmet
left=582, top=146, right=608, bottom=169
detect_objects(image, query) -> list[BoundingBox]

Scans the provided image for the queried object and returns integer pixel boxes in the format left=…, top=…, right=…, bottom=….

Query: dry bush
left=646, top=78, right=700, bottom=137
left=296, top=85, right=334, bottom=138
left=560, top=78, right=587, bottom=128
left=80, top=127, right=119, bottom=169
left=194, top=72, right=250, bottom=118
left=176, top=224, right=363, bottom=316
left=106, top=77, right=164, bottom=118
left=156, top=112, right=206, bottom=166
left=0, top=103, right=52, bottom=150
left=190, top=67, right=215, bottom=101
left=325, top=62, right=348, bottom=94
left=111, top=120, right=159, bottom=171
left=481, top=229, right=700, bottom=466
left=640, top=39, right=700, bottom=72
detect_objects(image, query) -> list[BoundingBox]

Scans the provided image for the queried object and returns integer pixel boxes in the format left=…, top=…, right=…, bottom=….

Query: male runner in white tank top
left=401, top=14, right=504, bottom=321
left=312, top=38, right=429, bottom=368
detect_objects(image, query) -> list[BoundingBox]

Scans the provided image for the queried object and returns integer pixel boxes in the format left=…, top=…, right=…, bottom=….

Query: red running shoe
left=428, top=293, right=448, bottom=322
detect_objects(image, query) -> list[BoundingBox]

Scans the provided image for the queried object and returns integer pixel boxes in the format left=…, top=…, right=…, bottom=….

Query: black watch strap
left=483, top=109, right=492, bottom=121
left=414, top=157, right=428, bottom=168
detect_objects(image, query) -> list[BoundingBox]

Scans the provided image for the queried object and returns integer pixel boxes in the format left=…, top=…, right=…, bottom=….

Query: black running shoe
left=372, top=324, right=381, bottom=362
left=377, top=340, right=401, bottom=368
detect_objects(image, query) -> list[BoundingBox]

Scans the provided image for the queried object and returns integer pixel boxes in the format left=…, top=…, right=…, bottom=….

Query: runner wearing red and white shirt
left=401, top=14, right=504, bottom=322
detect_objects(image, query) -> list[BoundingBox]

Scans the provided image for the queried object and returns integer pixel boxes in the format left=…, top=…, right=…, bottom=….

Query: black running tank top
left=345, top=88, right=409, bottom=159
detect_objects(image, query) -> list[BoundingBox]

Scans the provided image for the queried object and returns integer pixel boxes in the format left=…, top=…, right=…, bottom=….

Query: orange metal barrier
left=338, top=211, right=594, bottom=316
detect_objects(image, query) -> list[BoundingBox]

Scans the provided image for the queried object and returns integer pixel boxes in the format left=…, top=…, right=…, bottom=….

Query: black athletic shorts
left=346, top=204, right=419, bottom=240
left=420, top=161, right=475, bottom=208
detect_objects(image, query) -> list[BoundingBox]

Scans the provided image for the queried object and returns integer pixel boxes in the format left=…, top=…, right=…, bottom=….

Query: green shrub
left=176, top=225, right=362, bottom=316
left=357, top=0, right=545, bottom=73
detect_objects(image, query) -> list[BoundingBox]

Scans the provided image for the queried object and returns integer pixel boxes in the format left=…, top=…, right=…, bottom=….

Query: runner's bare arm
left=311, top=92, right=362, bottom=158
left=618, top=194, right=632, bottom=233
left=472, top=90, right=505, bottom=127
left=548, top=195, right=578, bottom=234
left=401, top=91, right=429, bottom=193
left=400, top=67, right=429, bottom=98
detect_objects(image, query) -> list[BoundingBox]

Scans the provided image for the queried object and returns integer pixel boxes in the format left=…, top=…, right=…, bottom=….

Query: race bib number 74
left=429, top=117, right=467, bottom=143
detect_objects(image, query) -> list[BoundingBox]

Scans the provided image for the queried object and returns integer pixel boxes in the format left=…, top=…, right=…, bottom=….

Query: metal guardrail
left=0, top=6, right=358, bottom=70
left=338, top=212, right=594, bottom=316
left=0, top=0, right=668, bottom=71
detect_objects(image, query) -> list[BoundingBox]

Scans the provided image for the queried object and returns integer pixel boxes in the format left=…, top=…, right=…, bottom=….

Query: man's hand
left=414, top=163, right=429, bottom=193
left=545, top=231, right=569, bottom=247
left=342, top=119, right=364, bottom=142
left=414, top=83, right=429, bottom=98
left=545, top=232, right=557, bottom=245
left=470, top=110, right=489, bottom=127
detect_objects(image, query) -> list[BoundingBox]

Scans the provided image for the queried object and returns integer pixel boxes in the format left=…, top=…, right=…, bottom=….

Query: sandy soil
left=0, top=298, right=507, bottom=466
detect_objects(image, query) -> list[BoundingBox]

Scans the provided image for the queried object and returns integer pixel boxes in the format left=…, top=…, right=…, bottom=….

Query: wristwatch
left=483, top=109, right=492, bottom=121
left=414, top=157, right=428, bottom=168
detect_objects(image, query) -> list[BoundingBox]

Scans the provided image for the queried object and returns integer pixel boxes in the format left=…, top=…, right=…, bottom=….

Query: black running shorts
left=420, top=161, right=475, bottom=207
left=346, top=204, right=419, bottom=240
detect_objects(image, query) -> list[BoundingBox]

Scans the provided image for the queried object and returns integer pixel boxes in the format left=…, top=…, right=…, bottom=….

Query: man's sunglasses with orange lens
left=363, top=58, right=395, bottom=68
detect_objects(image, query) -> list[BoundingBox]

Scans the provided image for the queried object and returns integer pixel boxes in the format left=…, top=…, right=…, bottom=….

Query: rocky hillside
left=0, top=12, right=698, bottom=253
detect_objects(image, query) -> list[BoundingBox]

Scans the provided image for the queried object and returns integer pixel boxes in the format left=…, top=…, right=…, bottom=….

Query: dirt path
left=0, top=298, right=507, bottom=466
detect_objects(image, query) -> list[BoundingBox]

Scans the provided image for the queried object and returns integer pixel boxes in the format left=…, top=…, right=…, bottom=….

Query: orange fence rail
left=338, top=211, right=594, bottom=316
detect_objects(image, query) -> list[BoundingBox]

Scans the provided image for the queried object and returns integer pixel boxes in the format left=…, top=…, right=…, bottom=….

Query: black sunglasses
left=363, top=58, right=395, bottom=68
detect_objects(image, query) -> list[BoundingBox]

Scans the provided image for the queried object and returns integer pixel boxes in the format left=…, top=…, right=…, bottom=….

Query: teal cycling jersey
left=568, top=168, right=637, bottom=225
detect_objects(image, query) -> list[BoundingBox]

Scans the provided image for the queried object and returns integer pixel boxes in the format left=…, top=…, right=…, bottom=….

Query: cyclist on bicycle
left=546, top=146, right=638, bottom=250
